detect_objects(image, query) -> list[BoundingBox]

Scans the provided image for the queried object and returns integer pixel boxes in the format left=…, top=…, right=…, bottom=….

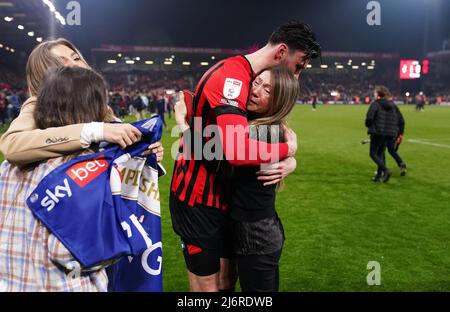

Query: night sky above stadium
left=58, top=0, right=449, bottom=57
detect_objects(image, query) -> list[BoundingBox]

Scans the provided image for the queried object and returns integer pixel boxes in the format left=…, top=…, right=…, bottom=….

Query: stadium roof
left=427, top=50, right=450, bottom=60
left=0, top=0, right=63, bottom=60
left=2, top=0, right=449, bottom=68
left=93, top=45, right=402, bottom=60
left=91, top=45, right=401, bottom=69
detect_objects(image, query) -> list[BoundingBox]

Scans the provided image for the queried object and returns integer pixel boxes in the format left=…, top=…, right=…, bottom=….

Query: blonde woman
left=174, top=66, right=300, bottom=292
left=0, top=38, right=163, bottom=166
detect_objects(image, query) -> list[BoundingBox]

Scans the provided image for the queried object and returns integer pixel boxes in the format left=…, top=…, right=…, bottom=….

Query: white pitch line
left=407, top=139, right=450, bottom=149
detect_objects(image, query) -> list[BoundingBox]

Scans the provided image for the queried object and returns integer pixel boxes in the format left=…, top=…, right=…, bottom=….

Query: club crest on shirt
left=223, top=78, right=242, bottom=100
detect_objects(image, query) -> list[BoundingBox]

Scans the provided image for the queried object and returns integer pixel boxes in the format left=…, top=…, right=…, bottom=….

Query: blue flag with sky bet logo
left=26, top=117, right=164, bottom=292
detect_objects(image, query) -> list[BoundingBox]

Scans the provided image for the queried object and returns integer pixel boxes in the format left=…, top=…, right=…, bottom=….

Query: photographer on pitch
left=365, top=86, right=401, bottom=183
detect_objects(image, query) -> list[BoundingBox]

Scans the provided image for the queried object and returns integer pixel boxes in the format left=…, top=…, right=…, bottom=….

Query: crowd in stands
left=104, top=70, right=200, bottom=93
left=298, top=65, right=403, bottom=103
left=107, top=88, right=177, bottom=123
left=0, top=88, right=27, bottom=126
left=423, top=62, right=450, bottom=104
left=103, top=70, right=199, bottom=120
left=2, top=62, right=450, bottom=127
left=0, top=64, right=27, bottom=125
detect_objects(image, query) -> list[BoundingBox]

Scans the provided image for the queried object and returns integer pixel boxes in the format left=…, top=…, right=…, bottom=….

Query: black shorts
left=169, top=193, right=233, bottom=276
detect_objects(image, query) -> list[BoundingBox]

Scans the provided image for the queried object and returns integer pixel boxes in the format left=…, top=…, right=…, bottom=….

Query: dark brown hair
left=34, top=67, right=108, bottom=129
left=269, top=20, right=321, bottom=61
left=375, top=85, right=392, bottom=99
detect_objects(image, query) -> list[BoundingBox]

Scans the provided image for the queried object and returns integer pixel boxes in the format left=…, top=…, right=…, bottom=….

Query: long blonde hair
left=250, top=66, right=300, bottom=140
left=26, top=38, right=89, bottom=96
left=250, top=66, right=300, bottom=190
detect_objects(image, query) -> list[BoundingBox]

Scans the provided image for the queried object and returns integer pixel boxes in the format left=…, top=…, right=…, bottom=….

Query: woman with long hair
left=174, top=65, right=300, bottom=292
left=0, top=38, right=163, bottom=166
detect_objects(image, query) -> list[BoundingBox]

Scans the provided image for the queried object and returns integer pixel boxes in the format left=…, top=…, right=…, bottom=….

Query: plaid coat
left=0, top=157, right=108, bottom=292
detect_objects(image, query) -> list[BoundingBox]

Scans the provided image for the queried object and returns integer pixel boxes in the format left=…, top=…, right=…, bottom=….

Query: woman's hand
left=175, top=91, right=190, bottom=132
left=142, top=141, right=164, bottom=163
left=103, top=123, right=142, bottom=149
left=284, top=126, right=298, bottom=157
left=256, top=157, right=297, bottom=186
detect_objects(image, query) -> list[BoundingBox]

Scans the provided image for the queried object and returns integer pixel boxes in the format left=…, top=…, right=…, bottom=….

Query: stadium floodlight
left=352, top=65, right=359, bottom=69
left=10, top=48, right=14, bottom=53
left=336, top=65, right=344, bottom=69
left=200, top=62, right=209, bottom=66
left=0, top=44, right=3, bottom=48
left=367, top=66, right=374, bottom=70
left=405, top=92, right=410, bottom=97
left=27, top=31, right=34, bottom=37
left=330, top=91, right=339, bottom=97
left=171, top=55, right=175, bottom=58
left=18, top=25, right=24, bottom=30
left=107, top=60, right=117, bottom=64
left=145, top=61, right=154, bottom=65
left=182, top=62, right=191, bottom=66
left=36, top=37, right=43, bottom=42
left=164, top=61, right=173, bottom=65
left=4, top=16, right=13, bottom=22
left=135, top=57, right=141, bottom=61
left=126, top=60, right=135, bottom=65
left=211, top=56, right=216, bottom=60
left=5, top=47, right=10, bottom=51
left=118, top=53, right=122, bottom=58
left=361, top=62, right=367, bottom=66
left=320, top=65, right=328, bottom=69
left=306, top=64, right=312, bottom=68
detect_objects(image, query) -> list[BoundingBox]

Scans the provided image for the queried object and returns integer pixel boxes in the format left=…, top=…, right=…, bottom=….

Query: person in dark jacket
left=311, top=94, right=317, bottom=111
left=365, top=86, right=399, bottom=182
left=384, top=103, right=407, bottom=176
left=156, top=93, right=167, bottom=128
left=132, top=91, right=145, bottom=121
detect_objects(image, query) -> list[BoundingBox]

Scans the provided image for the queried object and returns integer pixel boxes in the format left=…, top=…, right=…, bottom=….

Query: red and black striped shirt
left=171, top=55, right=289, bottom=210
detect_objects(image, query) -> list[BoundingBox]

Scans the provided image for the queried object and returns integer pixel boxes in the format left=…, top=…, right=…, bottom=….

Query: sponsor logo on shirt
left=220, top=98, right=239, bottom=107
left=66, top=157, right=108, bottom=188
left=40, top=178, right=73, bottom=212
left=223, top=78, right=242, bottom=100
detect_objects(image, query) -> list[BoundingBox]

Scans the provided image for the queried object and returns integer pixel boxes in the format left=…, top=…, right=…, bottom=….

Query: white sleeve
left=80, top=122, right=105, bottom=146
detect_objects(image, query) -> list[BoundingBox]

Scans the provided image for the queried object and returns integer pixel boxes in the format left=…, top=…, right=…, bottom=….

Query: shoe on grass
left=372, top=175, right=381, bottom=182
left=382, top=169, right=393, bottom=183
left=400, top=164, right=407, bottom=176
